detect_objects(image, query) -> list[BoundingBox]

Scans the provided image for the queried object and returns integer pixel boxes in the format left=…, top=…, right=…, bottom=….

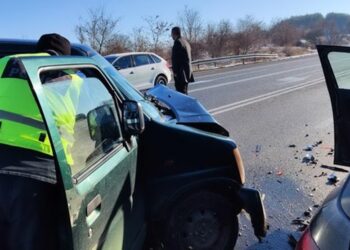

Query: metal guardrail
left=192, top=54, right=279, bottom=70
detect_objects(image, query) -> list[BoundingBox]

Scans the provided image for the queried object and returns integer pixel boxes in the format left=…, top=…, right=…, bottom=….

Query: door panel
left=317, top=45, right=350, bottom=166
left=21, top=58, right=141, bottom=250
left=114, top=56, right=137, bottom=85
left=133, top=54, right=154, bottom=86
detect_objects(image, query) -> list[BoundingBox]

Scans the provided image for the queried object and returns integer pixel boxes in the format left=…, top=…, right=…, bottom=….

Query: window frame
left=150, top=54, right=162, bottom=64
left=113, top=55, right=133, bottom=70
left=132, top=54, right=151, bottom=67
left=37, top=64, right=126, bottom=184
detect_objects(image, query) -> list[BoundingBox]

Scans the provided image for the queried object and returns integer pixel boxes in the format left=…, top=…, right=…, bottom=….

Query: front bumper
left=239, top=188, right=267, bottom=240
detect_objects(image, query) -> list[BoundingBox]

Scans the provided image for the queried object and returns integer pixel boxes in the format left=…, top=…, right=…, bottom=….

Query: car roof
left=106, top=52, right=157, bottom=57
left=0, top=39, right=97, bottom=58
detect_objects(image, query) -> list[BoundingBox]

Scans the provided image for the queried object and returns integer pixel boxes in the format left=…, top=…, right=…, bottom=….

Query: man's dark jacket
left=171, top=37, right=194, bottom=86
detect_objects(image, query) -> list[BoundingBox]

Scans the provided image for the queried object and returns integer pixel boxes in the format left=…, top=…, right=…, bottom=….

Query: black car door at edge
left=318, top=45, right=350, bottom=166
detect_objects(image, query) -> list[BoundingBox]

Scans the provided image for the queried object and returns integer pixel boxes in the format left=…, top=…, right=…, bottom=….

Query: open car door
left=19, top=56, right=144, bottom=250
left=318, top=45, right=350, bottom=166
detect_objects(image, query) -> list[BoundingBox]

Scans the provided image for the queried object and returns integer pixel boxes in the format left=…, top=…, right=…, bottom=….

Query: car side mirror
left=87, top=105, right=119, bottom=141
left=123, top=100, right=145, bottom=136
left=114, top=65, right=121, bottom=70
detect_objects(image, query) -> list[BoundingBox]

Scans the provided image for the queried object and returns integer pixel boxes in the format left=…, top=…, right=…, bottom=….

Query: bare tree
left=75, top=7, right=120, bottom=54
left=104, top=34, right=132, bottom=54
left=204, top=23, right=217, bottom=57
left=131, top=27, right=150, bottom=51
left=270, top=20, right=301, bottom=46
left=323, top=20, right=342, bottom=45
left=204, top=20, right=234, bottom=58
left=236, top=15, right=265, bottom=54
left=178, top=6, right=203, bottom=59
left=144, top=15, right=172, bottom=53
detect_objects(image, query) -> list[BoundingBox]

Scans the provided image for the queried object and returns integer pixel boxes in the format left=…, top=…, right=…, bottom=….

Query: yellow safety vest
left=43, top=72, right=83, bottom=165
left=0, top=53, right=53, bottom=156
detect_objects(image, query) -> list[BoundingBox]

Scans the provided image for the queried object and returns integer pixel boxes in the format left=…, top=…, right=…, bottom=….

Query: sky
left=1, top=0, right=350, bottom=43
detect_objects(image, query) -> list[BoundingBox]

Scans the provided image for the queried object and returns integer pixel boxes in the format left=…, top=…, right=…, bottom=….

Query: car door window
left=150, top=54, right=161, bottom=63
left=328, top=52, right=350, bottom=89
left=134, top=54, right=150, bottom=67
left=114, top=56, right=132, bottom=70
left=40, top=68, right=123, bottom=176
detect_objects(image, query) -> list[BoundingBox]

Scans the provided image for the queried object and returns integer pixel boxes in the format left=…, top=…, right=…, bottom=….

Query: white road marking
left=209, top=78, right=324, bottom=116
left=193, top=65, right=297, bottom=86
left=190, top=64, right=319, bottom=93
left=277, top=76, right=308, bottom=83
left=191, top=80, right=211, bottom=85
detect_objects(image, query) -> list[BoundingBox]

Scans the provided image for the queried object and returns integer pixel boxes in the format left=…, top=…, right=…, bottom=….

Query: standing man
left=171, top=26, right=194, bottom=94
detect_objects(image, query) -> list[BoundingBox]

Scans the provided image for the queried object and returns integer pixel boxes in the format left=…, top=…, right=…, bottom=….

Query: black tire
left=154, top=75, right=168, bottom=85
left=164, top=191, right=239, bottom=250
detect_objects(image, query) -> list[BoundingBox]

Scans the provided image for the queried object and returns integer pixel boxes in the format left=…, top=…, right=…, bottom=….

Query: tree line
left=75, top=7, right=350, bottom=60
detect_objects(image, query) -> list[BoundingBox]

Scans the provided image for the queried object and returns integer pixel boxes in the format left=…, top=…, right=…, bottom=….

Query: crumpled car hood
left=146, top=84, right=229, bottom=136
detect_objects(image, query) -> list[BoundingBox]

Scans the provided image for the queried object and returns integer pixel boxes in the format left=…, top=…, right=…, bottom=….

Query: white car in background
left=105, top=52, right=172, bottom=89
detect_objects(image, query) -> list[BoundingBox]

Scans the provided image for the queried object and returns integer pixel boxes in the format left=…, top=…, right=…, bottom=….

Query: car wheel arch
left=146, top=177, right=243, bottom=249
left=150, top=177, right=243, bottom=221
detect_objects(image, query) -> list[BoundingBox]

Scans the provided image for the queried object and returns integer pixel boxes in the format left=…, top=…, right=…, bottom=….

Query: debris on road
left=302, top=153, right=317, bottom=165
left=288, top=144, right=296, bottom=148
left=303, top=207, right=313, bottom=217
left=291, top=219, right=309, bottom=225
left=303, top=211, right=311, bottom=217
left=303, top=145, right=313, bottom=151
left=313, top=140, right=323, bottom=147
left=276, top=170, right=283, bottom=176
left=254, top=144, right=262, bottom=156
left=321, top=165, right=348, bottom=173
left=277, top=180, right=282, bottom=184
left=305, top=134, right=309, bottom=137
left=267, top=171, right=272, bottom=175
left=291, top=218, right=310, bottom=231
left=315, top=172, right=327, bottom=178
left=327, top=173, right=339, bottom=185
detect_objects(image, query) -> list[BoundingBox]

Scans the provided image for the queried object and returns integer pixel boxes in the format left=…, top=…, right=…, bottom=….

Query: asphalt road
left=174, top=56, right=348, bottom=249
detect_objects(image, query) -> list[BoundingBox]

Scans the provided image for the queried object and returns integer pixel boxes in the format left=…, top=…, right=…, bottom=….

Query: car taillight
left=296, top=228, right=319, bottom=250
left=166, top=62, right=171, bottom=69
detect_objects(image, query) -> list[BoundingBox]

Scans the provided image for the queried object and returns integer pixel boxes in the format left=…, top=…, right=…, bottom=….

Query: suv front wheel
left=164, top=191, right=239, bottom=250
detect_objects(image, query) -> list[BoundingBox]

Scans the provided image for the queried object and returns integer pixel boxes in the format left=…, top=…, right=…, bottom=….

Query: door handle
left=130, top=71, right=134, bottom=74
left=87, top=194, right=102, bottom=217
left=151, top=67, right=155, bottom=70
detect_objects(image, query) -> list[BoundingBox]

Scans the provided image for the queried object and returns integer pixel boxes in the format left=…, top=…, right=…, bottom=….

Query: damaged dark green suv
left=0, top=40, right=267, bottom=250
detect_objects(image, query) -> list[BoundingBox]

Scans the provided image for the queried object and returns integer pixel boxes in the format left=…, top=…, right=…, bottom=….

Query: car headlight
left=233, top=148, right=245, bottom=184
